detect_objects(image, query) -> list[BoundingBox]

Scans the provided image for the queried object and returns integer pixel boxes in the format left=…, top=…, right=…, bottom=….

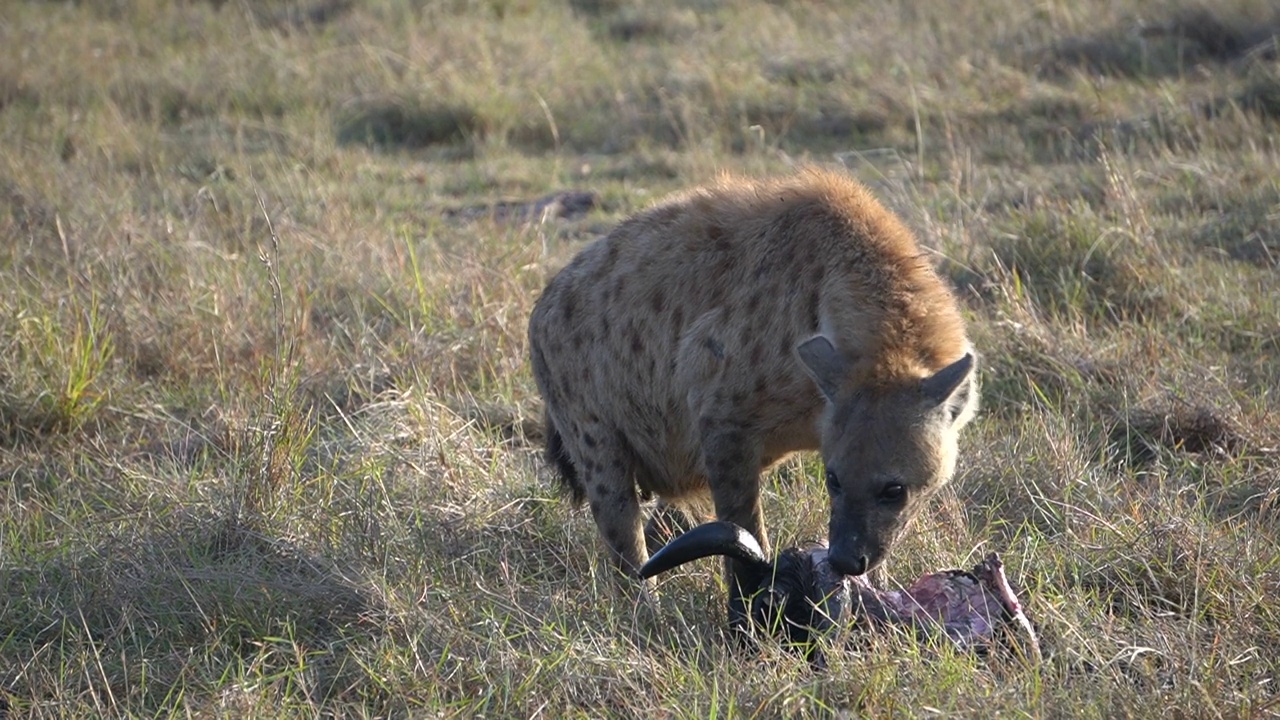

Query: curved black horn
left=639, top=521, right=771, bottom=579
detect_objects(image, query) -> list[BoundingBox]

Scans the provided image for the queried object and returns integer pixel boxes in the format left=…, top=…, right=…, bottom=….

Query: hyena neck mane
left=776, top=168, right=975, bottom=421
left=670, top=167, right=975, bottom=418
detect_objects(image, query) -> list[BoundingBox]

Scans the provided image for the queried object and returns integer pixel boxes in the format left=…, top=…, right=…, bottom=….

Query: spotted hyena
left=528, top=167, right=978, bottom=624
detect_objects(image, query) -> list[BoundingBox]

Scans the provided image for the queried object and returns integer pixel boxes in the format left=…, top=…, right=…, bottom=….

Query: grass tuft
left=1108, top=405, right=1246, bottom=466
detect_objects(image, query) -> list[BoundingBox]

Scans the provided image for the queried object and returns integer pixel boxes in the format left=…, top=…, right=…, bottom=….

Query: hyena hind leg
left=581, top=459, right=649, bottom=581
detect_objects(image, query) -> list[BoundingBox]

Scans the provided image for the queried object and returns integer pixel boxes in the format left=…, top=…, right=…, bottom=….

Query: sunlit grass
left=1, top=0, right=1279, bottom=716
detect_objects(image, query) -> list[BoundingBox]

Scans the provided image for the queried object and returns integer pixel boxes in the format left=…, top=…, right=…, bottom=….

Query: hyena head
left=797, top=335, right=978, bottom=577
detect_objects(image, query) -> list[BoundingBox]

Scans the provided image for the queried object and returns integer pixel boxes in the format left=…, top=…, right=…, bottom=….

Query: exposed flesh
left=839, top=552, right=1041, bottom=660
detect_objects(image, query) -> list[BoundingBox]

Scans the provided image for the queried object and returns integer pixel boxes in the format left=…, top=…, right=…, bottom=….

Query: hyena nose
left=831, top=554, right=869, bottom=577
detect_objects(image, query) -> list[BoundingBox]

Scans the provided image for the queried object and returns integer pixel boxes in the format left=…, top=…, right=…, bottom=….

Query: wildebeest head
left=639, top=521, right=852, bottom=649
left=797, top=335, right=978, bottom=578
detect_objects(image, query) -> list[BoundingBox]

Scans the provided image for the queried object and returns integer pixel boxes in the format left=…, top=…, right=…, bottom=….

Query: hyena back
left=528, top=167, right=977, bottom=618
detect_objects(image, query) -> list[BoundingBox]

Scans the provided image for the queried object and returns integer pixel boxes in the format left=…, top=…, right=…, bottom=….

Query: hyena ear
left=921, top=353, right=977, bottom=425
left=796, top=335, right=846, bottom=402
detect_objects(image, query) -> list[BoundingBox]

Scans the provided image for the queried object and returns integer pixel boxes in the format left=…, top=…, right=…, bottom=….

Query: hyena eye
left=824, top=470, right=840, bottom=495
left=877, top=483, right=906, bottom=505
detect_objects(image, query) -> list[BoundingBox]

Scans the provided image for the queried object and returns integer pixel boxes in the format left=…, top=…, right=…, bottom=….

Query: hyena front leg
left=700, top=420, right=768, bottom=633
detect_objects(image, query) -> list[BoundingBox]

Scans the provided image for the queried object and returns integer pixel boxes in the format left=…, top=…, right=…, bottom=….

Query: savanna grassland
left=2, top=0, right=1280, bottom=717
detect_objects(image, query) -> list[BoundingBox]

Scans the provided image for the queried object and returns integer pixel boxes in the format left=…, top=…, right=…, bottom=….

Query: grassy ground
left=2, top=0, right=1279, bottom=716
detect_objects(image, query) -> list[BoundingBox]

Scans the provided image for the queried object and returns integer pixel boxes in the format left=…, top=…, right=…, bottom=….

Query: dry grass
left=2, top=0, right=1279, bottom=717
